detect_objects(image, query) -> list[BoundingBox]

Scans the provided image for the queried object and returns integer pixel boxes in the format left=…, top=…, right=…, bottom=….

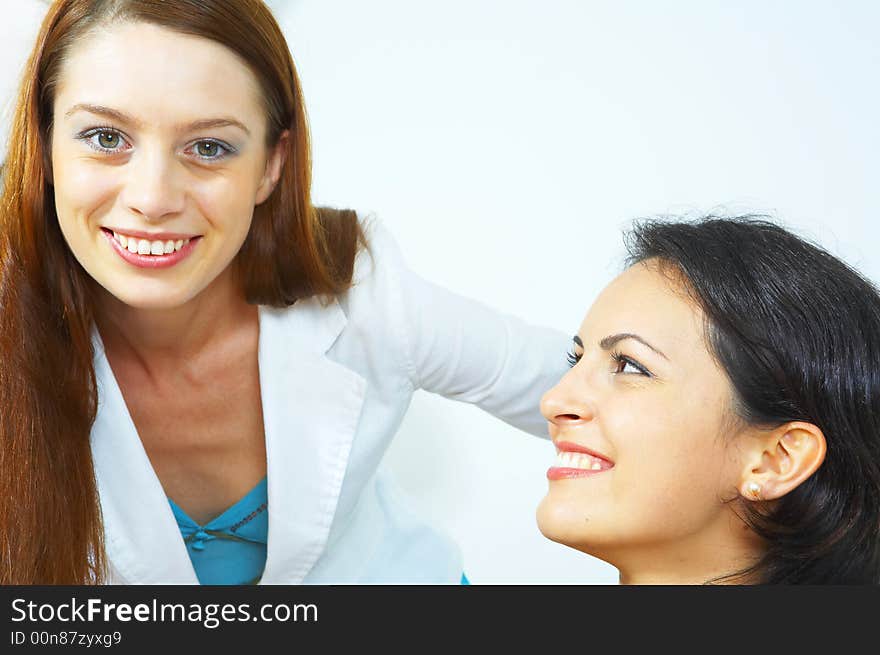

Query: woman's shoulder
left=262, top=207, right=404, bottom=319
left=314, top=205, right=363, bottom=281
left=313, top=206, right=402, bottom=279
left=314, top=207, right=406, bottom=289
left=308, top=210, right=416, bottom=379
left=325, top=210, right=416, bottom=341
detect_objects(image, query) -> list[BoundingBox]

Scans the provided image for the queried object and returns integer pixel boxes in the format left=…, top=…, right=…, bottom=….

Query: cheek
left=612, top=387, right=732, bottom=523
left=52, top=157, right=120, bottom=225
left=189, top=167, right=263, bottom=236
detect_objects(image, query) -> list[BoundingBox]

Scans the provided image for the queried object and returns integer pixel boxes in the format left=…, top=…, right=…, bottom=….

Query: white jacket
left=90, top=217, right=569, bottom=584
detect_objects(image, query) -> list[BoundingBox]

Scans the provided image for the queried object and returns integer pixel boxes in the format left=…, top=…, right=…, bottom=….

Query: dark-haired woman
left=0, top=0, right=566, bottom=584
left=538, top=217, right=880, bottom=584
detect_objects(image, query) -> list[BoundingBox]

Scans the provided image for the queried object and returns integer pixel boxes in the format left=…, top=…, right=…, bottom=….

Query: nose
left=540, top=370, right=597, bottom=429
left=121, top=148, right=185, bottom=222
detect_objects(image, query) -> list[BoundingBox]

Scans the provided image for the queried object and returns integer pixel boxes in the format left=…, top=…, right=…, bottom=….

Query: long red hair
left=0, top=0, right=362, bottom=584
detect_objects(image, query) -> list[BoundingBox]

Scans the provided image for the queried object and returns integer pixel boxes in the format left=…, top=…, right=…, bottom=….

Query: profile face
left=50, top=22, right=282, bottom=310
left=536, top=262, right=746, bottom=568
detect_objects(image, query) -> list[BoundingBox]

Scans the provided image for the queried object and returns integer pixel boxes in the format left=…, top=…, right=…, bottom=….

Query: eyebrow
left=64, top=103, right=251, bottom=135
left=573, top=333, right=669, bottom=360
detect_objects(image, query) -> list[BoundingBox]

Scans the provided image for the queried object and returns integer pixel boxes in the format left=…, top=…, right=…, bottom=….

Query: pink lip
left=102, top=228, right=201, bottom=269
left=547, top=440, right=614, bottom=481
left=546, top=467, right=607, bottom=481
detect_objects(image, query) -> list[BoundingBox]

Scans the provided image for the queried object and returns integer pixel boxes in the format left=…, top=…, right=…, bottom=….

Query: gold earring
left=746, top=482, right=762, bottom=499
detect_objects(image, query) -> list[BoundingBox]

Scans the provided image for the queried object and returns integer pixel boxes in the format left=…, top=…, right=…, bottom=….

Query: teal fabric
left=169, top=475, right=471, bottom=585
left=168, top=477, right=268, bottom=585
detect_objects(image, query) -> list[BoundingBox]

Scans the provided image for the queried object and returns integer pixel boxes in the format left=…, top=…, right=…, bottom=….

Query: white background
left=3, top=1, right=878, bottom=584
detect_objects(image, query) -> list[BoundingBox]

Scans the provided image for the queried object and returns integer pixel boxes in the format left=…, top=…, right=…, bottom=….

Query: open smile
left=100, top=227, right=202, bottom=269
left=547, top=440, right=614, bottom=480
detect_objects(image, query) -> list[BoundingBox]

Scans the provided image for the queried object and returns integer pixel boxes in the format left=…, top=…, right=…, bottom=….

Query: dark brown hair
left=626, top=217, right=880, bottom=583
left=0, top=0, right=364, bottom=583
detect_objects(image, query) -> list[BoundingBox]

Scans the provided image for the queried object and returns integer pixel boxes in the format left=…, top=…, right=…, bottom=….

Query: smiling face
left=537, top=261, right=751, bottom=577
left=50, top=21, right=285, bottom=310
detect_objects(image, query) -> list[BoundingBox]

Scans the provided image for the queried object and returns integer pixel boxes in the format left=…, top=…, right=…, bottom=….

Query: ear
left=254, top=130, right=289, bottom=205
left=737, top=421, right=827, bottom=502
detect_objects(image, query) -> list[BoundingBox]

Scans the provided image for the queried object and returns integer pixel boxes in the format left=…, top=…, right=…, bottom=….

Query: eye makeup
left=566, top=334, right=656, bottom=377
left=75, top=125, right=238, bottom=162
left=77, top=126, right=132, bottom=154
left=610, top=350, right=652, bottom=377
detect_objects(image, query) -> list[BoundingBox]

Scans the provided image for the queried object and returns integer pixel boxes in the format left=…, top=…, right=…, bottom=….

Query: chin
left=536, top=494, right=592, bottom=548
left=536, top=498, right=620, bottom=567
left=100, top=282, right=196, bottom=311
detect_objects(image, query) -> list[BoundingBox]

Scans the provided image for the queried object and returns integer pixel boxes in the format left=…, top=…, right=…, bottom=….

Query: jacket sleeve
left=364, top=218, right=571, bottom=439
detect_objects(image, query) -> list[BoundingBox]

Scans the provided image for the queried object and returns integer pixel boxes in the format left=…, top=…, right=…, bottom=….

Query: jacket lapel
left=90, top=297, right=366, bottom=585
left=257, top=299, right=366, bottom=584
left=91, top=329, right=199, bottom=584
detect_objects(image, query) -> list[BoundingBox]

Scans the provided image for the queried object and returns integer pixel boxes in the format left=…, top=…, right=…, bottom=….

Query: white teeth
left=555, top=450, right=608, bottom=471
left=111, top=230, right=192, bottom=256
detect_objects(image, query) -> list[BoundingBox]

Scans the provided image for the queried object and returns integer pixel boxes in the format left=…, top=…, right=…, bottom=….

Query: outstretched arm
left=368, top=219, right=569, bottom=438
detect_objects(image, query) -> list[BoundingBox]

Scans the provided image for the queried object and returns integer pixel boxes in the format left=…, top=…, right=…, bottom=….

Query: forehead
left=54, top=21, right=264, bottom=129
left=581, top=261, right=707, bottom=356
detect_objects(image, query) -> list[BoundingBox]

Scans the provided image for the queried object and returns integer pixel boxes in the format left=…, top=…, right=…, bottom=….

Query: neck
left=617, top=559, right=755, bottom=586
left=609, top=511, right=765, bottom=585
left=93, top=266, right=255, bottom=366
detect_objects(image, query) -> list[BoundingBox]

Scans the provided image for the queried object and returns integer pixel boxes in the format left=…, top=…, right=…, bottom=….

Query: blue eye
left=566, top=350, right=581, bottom=368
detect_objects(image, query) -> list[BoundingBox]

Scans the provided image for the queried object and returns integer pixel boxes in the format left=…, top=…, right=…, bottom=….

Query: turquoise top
left=168, top=477, right=268, bottom=585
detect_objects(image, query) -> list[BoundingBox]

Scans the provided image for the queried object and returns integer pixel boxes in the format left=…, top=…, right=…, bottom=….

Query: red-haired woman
left=0, top=0, right=566, bottom=584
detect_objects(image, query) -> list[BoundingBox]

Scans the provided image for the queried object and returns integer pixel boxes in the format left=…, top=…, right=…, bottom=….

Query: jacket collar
left=90, top=297, right=366, bottom=584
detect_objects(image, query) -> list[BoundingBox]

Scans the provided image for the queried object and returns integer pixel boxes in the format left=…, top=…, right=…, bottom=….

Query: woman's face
left=50, top=22, right=283, bottom=310
left=537, top=261, right=747, bottom=568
